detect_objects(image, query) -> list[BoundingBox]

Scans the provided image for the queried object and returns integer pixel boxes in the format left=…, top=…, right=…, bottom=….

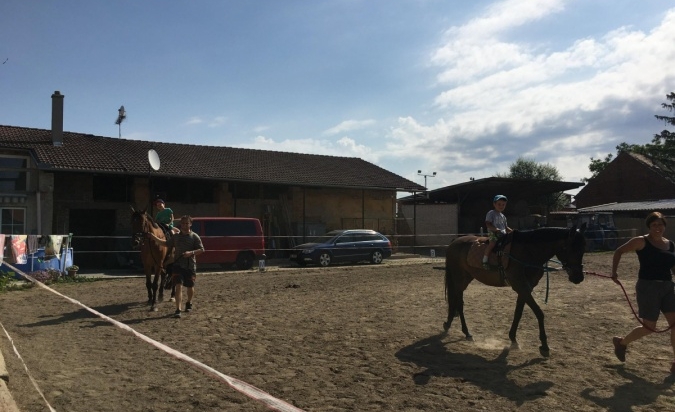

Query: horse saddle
left=467, top=237, right=512, bottom=270
left=157, top=222, right=173, bottom=239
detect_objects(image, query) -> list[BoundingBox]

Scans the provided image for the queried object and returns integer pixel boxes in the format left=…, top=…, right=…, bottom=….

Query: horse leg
left=523, top=294, right=549, bottom=357
left=443, top=270, right=473, bottom=340
left=158, top=268, right=165, bottom=303
left=508, top=296, right=526, bottom=350
left=457, top=301, right=472, bottom=341
left=149, top=268, right=160, bottom=312
left=145, top=274, right=153, bottom=305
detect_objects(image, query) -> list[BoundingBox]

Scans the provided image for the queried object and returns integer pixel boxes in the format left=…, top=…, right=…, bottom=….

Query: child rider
left=483, top=194, right=512, bottom=269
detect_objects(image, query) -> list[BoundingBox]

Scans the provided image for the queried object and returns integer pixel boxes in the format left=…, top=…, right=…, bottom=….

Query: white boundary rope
left=2, top=263, right=305, bottom=412
left=0, top=321, right=56, bottom=412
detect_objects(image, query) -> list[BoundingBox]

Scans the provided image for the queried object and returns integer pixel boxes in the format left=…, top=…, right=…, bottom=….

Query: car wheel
left=318, top=252, right=332, bottom=267
left=235, top=252, right=254, bottom=270
left=370, top=250, right=383, bottom=264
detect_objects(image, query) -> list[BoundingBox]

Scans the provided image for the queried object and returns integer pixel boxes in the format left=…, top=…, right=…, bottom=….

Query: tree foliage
left=586, top=92, right=675, bottom=180
left=495, top=157, right=567, bottom=211
left=496, top=157, right=562, bottom=181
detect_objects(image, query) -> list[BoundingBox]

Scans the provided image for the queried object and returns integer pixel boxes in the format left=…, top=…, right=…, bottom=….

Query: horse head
left=130, top=206, right=150, bottom=250
left=555, top=223, right=587, bottom=284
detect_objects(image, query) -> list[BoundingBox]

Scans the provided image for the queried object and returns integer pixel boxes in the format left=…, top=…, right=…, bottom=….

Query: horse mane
left=131, top=208, right=161, bottom=230
left=511, top=227, right=571, bottom=244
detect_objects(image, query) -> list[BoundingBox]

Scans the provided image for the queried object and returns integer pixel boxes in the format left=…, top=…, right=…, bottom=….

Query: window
left=1, top=208, right=26, bottom=234
left=0, top=155, right=28, bottom=192
left=152, top=177, right=216, bottom=203
left=93, top=175, right=131, bottom=202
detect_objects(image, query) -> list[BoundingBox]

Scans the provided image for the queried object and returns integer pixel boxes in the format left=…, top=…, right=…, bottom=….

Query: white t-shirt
left=485, top=210, right=507, bottom=231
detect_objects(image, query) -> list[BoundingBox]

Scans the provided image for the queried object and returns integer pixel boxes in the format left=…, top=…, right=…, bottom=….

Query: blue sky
left=1, top=0, right=674, bottom=196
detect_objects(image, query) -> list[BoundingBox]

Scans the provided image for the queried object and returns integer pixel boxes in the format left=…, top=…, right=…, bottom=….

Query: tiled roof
left=0, top=125, right=424, bottom=191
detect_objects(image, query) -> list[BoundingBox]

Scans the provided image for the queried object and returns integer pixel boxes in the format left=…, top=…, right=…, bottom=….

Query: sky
left=1, top=0, right=674, bottom=197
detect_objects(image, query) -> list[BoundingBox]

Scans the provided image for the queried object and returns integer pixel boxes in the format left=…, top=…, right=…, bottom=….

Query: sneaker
left=173, top=310, right=182, bottom=318
left=613, top=336, right=626, bottom=362
left=185, top=302, right=193, bottom=312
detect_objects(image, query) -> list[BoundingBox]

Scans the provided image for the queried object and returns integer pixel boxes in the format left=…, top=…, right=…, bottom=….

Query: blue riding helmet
left=493, top=194, right=508, bottom=202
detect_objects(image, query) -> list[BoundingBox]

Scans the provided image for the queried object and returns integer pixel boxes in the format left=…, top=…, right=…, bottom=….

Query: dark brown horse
left=131, top=207, right=172, bottom=311
left=444, top=224, right=587, bottom=357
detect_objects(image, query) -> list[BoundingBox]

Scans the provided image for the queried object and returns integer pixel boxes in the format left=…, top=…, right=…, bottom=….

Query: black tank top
left=636, top=236, right=675, bottom=281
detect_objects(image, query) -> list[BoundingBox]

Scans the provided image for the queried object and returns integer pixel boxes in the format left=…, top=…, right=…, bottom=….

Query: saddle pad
left=467, top=238, right=511, bottom=270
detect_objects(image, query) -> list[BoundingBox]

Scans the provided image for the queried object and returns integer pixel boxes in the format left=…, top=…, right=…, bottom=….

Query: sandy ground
left=1, top=252, right=675, bottom=411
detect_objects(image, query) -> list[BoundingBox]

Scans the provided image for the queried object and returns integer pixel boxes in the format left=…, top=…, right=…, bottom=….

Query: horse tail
left=444, top=238, right=461, bottom=304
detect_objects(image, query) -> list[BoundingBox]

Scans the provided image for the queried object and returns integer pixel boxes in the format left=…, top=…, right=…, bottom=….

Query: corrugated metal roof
left=578, top=199, right=675, bottom=212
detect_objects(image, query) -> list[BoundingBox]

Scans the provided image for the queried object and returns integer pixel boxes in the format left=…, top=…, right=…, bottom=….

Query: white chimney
left=51, top=91, right=64, bottom=146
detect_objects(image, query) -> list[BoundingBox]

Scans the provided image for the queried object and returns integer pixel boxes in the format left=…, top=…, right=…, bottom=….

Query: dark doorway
left=69, top=209, right=118, bottom=270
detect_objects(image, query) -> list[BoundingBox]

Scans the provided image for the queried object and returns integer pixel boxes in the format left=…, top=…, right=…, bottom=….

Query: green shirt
left=155, top=208, right=174, bottom=227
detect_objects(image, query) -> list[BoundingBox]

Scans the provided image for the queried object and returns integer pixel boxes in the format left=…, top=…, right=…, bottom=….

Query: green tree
left=497, top=157, right=563, bottom=180
left=586, top=92, right=675, bottom=180
left=495, top=157, right=567, bottom=211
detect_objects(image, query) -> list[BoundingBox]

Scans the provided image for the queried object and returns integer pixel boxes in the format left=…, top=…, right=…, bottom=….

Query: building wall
left=576, top=153, right=675, bottom=208
left=398, top=203, right=458, bottom=248
left=289, top=187, right=396, bottom=236
left=2, top=165, right=397, bottom=267
left=0, top=150, right=51, bottom=235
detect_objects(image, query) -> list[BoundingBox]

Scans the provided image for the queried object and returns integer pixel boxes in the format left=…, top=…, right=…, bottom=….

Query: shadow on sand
left=395, top=332, right=552, bottom=406
left=580, top=365, right=675, bottom=412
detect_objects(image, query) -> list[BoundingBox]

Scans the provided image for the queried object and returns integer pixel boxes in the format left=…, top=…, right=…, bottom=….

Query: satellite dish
left=148, top=149, right=161, bottom=171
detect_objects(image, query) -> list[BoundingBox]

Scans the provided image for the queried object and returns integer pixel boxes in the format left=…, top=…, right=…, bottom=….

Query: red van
left=181, top=217, right=265, bottom=270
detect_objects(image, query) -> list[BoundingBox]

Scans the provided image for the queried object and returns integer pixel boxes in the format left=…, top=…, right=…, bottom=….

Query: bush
left=0, top=268, right=98, bottom=292
left=0, top=270, right=13, bottom=291
left=27, top=269, right=62, bottom=284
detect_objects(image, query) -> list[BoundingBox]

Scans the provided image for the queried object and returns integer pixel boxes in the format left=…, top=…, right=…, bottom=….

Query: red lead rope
left=584, top=270, right=675, bottom=333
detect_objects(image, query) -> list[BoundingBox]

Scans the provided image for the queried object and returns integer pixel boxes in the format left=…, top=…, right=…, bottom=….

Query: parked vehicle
left=567, top=212, right=619, bottom=251
left=180, top=217, right=265, bottom=270
left=289, top=229, right=392, bottom=267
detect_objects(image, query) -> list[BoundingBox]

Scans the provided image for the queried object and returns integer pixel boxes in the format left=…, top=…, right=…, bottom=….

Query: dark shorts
left=169, top=265, right=196, bottom=288
left=635, top=279, right=675, bottom=321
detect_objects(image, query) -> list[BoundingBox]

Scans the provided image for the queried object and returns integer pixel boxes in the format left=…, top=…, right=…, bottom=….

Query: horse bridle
left=561, top=260, right=584, bottom=275
left=132, top=213, right=153, bottom=250
left=558, top=235, right=585, bottom=276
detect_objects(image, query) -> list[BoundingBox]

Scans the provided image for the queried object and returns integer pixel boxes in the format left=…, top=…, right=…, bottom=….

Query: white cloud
left=386, top=4, right=675, bottom=185
left=208, top=116, right=228, bottom=128
left=184, top=115, right=228, bottom=128
left=253, top=125, right=270, bottom=133
left=323, top=119, right=376, bottom=135
left=184, top=116, right=203, bottom=125
left=235, top=135, right=380, bottom=164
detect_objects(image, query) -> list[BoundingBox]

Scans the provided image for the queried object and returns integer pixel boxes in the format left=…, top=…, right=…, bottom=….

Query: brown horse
left=443, top=224, right=587, bottom=357
left=131, top=207, right=172, bottom=311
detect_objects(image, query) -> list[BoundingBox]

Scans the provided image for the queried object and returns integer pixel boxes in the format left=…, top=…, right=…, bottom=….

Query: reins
left=132, top=213, right=167, bottom=269
left=584, top=270, right=675, bottom=333
left=503, top=253, right=565, bottom=304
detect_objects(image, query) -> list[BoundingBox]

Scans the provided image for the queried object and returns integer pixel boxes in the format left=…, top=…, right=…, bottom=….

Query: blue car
left=290, top=229, right=393, bottom=267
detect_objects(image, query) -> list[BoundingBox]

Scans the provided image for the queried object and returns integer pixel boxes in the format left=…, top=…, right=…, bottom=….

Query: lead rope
left=584, top=270, right=675, bottom=333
